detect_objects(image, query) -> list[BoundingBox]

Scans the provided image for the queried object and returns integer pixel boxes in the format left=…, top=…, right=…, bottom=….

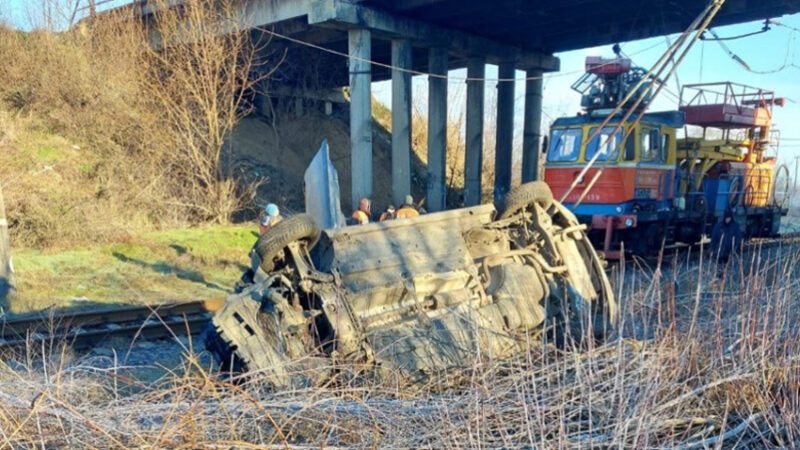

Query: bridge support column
left=391, top=39, right=412, bottom=207
left=522, top=69, right=544, bottom=183
left=348, top=28, right=373, bottom=210
left=494, top=62, right=515, bottom=205
left=426, top=47, right=448, bottom=212
left=464, top=57, right=485, bottom=206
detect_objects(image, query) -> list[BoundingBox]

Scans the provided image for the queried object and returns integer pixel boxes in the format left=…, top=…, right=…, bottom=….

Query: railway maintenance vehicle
left=543, top=55, right=790, bottom=258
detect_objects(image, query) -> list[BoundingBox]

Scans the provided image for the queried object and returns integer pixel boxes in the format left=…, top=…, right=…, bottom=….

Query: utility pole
left=0, top=182, right=13, bottom=307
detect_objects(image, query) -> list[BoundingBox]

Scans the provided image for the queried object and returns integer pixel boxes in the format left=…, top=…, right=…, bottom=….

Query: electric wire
left=705, top=19, right=800, bottom=74
left=253, top=25, right=666, bottom=83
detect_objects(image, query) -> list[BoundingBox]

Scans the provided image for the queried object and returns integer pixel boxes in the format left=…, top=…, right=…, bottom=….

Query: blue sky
left=3, top=2, right=799, bottom=162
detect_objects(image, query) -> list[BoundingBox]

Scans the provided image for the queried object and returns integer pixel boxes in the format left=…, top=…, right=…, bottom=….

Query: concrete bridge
left=131, top=0, right=800, bottom=211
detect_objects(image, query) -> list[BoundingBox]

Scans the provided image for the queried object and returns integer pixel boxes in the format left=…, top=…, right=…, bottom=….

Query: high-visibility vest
left=395, top=207, right=420, bottom=219
left=352, top=210, right=370, bottom=224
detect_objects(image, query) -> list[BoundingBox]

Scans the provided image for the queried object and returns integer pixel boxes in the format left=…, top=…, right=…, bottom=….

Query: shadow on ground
left=112, top=252, right=228, bottom=292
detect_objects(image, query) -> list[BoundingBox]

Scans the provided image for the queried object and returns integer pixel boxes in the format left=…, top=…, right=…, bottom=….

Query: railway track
left=0, top=299, right=224, bottom=350
left=622, top=231, right=800, bottom=268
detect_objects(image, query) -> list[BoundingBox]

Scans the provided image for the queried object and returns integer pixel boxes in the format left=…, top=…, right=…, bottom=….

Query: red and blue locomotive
left=543, top=56, right=789, bottom=258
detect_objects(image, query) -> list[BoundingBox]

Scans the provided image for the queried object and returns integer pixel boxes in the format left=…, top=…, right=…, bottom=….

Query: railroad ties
left=0, top=299, right=224, bottom=350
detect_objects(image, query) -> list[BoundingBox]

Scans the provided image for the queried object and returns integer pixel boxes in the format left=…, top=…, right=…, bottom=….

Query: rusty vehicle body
left=204, top=182, right=617, bottom=388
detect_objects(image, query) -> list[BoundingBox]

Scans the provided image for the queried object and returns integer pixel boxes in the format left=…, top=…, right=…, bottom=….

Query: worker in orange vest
left=351, top=197, right=372, bottom=225
left=395, top=195, right=420, bottom=219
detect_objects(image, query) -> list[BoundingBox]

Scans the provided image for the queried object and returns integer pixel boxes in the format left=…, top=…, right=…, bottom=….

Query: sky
left=2, top=1, right=799, bottom=164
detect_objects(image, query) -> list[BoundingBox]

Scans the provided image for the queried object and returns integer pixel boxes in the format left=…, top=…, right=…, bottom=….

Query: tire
left=254, top=214, right=321, bottom=273
left=499, top=181, right=554, bottom=219
left=727, top=177, right=742, bottom=210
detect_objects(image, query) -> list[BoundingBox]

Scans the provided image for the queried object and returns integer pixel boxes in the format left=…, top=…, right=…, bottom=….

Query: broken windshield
left=547, top=128, right=583, bottom=162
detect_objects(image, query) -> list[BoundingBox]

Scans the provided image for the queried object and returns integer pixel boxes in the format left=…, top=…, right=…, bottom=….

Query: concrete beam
left=348, top=28, right=373, bottom=210
left=136, top=0, right=312, bottom=28
left=265, top=85, right=347, bottom=103
left=308, top=0, right=559, bottom=71
left=464, top=57, right=485, bottom=207
left=494, top=62, right=515, bottom=205
left=426, top=47, right=448, bottom=212
left=391, top=39, right=413, bottom=207
left=522, top=70, right=543, bottom=183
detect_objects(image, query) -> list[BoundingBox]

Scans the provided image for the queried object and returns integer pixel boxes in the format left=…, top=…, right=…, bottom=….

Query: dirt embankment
left=228, top=110, right=427, bottom=216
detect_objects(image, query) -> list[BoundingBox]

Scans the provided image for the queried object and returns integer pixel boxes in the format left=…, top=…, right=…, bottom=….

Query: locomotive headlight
left=625, top=218, right=634, bottom=228
left=616, top=206, right=623, bottom=213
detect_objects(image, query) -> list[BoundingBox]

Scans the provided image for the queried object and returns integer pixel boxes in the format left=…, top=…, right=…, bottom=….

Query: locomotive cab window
left=547, top=128, right=583, bottom=162
left=641, top=128, right=663, bottom=162
left=585, top=127, right=623, bottom=162
left=623, top=128, right=636, bottom=161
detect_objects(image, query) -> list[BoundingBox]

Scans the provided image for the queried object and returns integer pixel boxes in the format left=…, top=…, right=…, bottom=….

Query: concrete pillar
left=391, top=39, right=412, bottom=206
left=464, top=57, right=485, bottom=206
left=348, top=28, right=372, bottom=210
left=494, top=62, right=515, bottom=205
left=427, top=47, right=448, bottom=212
left=522, top=69, right=544, bottom=183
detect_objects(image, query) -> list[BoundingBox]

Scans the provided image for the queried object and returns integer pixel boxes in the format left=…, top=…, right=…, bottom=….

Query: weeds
left=0, top=0, right=273, bottom=246
left=0, top=245, right=799, bottom=448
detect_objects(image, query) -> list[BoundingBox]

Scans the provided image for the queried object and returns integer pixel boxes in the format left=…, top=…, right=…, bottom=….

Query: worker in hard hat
left=395, top=195, right=420, bottom=219
left=351, top=197, right=372, bottom=225
left=258, top=203, right=282, bottom=235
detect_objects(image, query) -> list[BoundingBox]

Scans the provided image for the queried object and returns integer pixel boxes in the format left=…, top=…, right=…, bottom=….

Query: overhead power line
left=254, top=25, right=666, bottom=83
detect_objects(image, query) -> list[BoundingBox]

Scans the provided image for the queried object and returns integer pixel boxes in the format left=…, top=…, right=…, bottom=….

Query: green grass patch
left=35, top=146, right=63, bottom=162
left=8, top=224, right=257, bottom=314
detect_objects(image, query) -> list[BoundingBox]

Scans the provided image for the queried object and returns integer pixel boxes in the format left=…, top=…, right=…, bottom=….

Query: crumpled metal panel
left=304, top=140, right=346, bottom=230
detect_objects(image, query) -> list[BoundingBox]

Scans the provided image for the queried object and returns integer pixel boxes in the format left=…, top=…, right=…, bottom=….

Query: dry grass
left=0, top=1, right=273, bottom=247
left=1, top=244, right=799, bottom=448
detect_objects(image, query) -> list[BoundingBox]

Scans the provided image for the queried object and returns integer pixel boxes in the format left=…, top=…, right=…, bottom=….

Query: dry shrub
left=142, top=0, right=267, bottom=223
left=1, top=244, right=800, bottom=448
left=0, top=1, right=270, bottom=246
left=409, top=86, right=468, bottom=208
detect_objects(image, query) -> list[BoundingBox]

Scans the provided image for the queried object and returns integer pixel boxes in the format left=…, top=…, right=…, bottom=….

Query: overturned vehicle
left=205, top=182, right=617, bottom=388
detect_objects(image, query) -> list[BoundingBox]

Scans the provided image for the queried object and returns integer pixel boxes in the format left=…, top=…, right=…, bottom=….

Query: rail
left=0, top=299, right=224, bottom=350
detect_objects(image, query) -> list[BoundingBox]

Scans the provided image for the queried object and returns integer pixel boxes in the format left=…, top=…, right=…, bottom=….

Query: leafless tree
left=142, top=0, right=270, bottom=223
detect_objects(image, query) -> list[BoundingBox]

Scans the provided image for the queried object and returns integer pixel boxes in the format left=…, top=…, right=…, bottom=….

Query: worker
left=710, top=210, right=743, bottom=278
left=379, top=205, right=396, bottom=222
left=396, top=195, right=420, bottom=219
left=258, top=203, right=282, bottom=235
left=351, top=197, right=371, bottom=225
